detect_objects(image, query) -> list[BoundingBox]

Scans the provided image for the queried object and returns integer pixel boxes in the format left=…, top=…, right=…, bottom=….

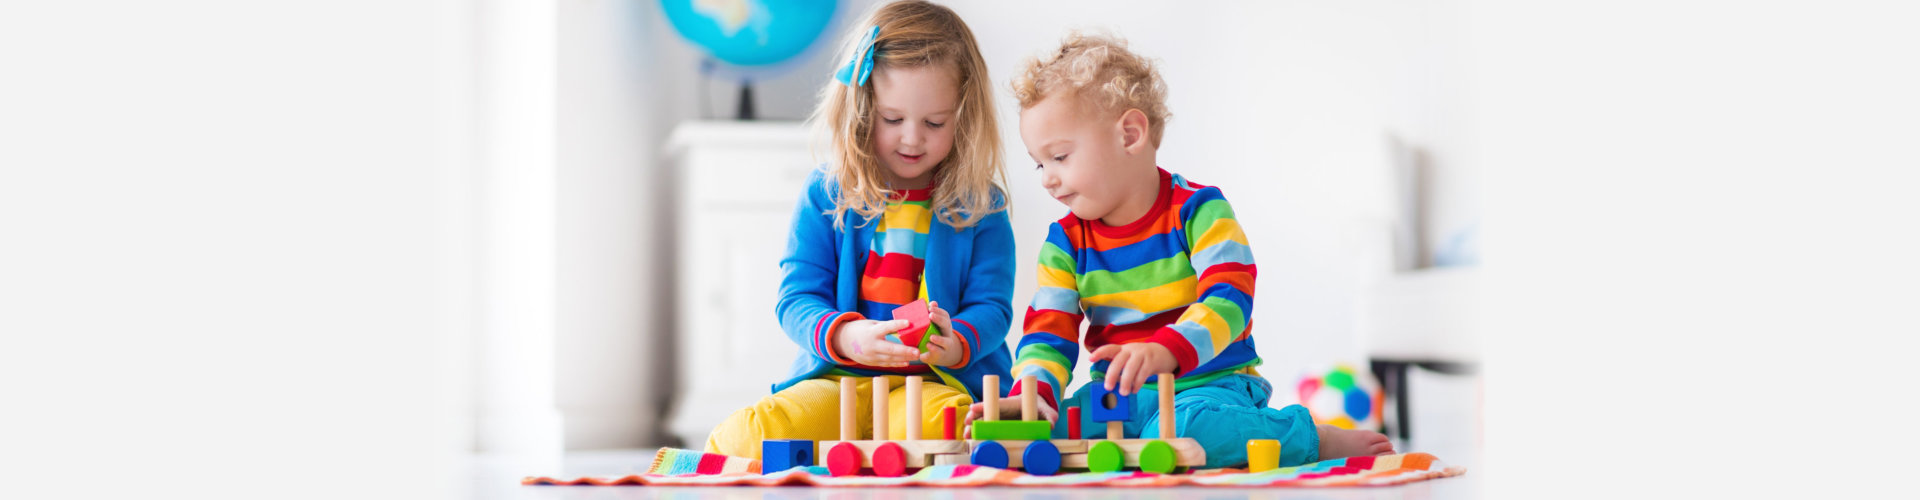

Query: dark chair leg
left=1369, top=360, right=1411, bottom=442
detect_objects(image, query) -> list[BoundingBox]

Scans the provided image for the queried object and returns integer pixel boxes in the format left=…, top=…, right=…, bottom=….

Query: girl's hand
left=1089, top=342, right=1178, bottom=396
left=917, top=301, right=963, bottom=368
left=832, top=319, right=921, bottom=368
left=959, top=398, right=1058, bottom=439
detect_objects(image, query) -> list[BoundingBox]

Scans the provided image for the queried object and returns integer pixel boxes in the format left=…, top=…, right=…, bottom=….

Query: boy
left=966, top=31, right=1393, bottom=468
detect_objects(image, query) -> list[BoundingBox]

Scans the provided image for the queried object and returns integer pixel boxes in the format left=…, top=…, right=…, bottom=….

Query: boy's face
left=869, top=64, right=958, bottom=190
left=1020, top=92, right=1133, bottom=223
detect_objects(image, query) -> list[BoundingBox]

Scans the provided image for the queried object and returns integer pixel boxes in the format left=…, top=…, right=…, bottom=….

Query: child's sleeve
left=943, top=204, right=1016, bottom=371
left=774, top=171, right=862, bottom=365
left=1148, top=188, right=1257, bottom=376
left=1006, top=222, right=1084, bottom=410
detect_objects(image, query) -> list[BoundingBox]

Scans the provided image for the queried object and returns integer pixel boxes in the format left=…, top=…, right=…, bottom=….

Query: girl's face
left=1020, top=92, right=1132, bottom=224
left=869, top=64, right=959, bottom=190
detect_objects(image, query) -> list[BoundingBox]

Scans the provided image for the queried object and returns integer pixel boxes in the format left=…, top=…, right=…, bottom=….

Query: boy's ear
left=1118, top=108, right=1151, bottom=154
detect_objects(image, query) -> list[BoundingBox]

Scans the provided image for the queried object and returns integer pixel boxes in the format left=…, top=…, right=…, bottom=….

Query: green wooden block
left=969, top=420, right=1051, bottom=441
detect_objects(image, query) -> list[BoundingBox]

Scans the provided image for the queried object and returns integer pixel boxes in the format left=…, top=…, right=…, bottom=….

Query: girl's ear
left=1119, top=108, right=1151, bottom=154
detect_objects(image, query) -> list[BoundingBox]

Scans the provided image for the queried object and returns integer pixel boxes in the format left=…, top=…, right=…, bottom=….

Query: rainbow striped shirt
left=826, top=187, right=950, bottom=376
left=1010, top=168, right=1260, bottom=406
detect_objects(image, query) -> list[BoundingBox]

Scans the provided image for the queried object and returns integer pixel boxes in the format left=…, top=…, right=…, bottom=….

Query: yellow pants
left=705, top=375, right=974, bottom=460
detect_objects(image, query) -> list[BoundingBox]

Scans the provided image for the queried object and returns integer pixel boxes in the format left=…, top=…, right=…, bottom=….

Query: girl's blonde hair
left=810, top=0, right=1006, bottom=230
left=1011, top=31, right=1171, bottom=148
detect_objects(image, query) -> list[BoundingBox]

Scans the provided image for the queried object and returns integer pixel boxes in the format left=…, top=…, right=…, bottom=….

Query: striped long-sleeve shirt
left=1009, top=168, right=1260, bottom=408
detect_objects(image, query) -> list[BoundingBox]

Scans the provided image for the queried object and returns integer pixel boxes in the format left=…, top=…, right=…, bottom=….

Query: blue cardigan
left=772, top=168, right=1015, bottom=400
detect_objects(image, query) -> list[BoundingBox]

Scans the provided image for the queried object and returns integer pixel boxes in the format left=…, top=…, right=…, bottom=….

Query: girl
left=705, top=0, right=1015, bottom=460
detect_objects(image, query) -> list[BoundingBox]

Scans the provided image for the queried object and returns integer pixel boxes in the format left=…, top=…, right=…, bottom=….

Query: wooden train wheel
left=826, top=442, right=863, bottom=477
left=1139, top=439, right=1176, bottom=474
left=1022, top=440, right=1061, bottom=476
left=1087, top=440, right=1124, bottom=473
left=970, top=440, right=1009, bottom=469
left=871, top=442, right=907, bottom=477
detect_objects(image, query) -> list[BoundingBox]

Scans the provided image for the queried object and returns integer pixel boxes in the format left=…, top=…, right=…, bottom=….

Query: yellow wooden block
left=1247, top=439, right=1280, bottom=473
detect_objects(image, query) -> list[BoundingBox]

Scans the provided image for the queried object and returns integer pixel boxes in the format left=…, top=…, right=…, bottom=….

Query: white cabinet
left=663, top=121, right=819, bottom=448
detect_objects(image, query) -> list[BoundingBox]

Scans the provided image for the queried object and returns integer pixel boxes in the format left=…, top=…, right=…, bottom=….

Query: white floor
left=474, top=369, right=1480, bottom=500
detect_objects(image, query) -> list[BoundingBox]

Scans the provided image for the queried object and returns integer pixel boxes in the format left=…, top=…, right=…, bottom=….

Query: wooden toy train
left=762, top=373, right=1205, bottom=476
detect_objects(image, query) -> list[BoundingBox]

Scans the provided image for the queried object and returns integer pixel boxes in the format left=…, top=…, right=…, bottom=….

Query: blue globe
left=660, top=0, right=838, bottom=72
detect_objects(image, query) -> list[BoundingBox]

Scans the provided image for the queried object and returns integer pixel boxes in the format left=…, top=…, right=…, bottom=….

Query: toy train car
left=785, top=373, right=1206, bottom=477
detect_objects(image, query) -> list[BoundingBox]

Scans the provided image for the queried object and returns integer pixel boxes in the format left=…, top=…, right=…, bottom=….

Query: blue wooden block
left=1087, top=382, right=1133, bottom=422
left=762, top=439, right=814, bottom=472
left=1022, top=440, right=1061, bottom=476
left=970, top=440, right=1009, bottom=469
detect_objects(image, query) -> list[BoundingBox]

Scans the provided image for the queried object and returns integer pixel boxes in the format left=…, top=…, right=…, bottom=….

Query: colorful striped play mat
left=524, top=450, right=1464, bottom=488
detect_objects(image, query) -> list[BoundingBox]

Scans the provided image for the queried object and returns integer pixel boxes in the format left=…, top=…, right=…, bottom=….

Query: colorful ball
left=1296, top=363, right=1384, bottom=431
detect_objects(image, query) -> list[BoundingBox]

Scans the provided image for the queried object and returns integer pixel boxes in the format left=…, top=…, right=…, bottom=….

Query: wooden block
left=970, top=420, right=1050, bottom=441
left=1088, top=381, right=1132, bottom=422
left=941, top=405, right=956, bottom=440
left=1158, top=374, right=1176, bottom=438
left=761, top=439, right=814, bottom=472
left=840, top=377, right=857, bottom=441
left=872, top=376, right=889, bottom=441
left=982, top=375, right=999, bottom=421
left=904, top=376, right=922, bottom=440
left=815, top=440, right=968, bottom=468
left=1247, top=439, right=1280, bottom=473
left=889, top=300, right=932, bottom=349
left=1107, top=421, right=1124, bottom=440
left=1067, top=406, right=1081, bottom=439
left=1058, top=438, right=1206, bottom=468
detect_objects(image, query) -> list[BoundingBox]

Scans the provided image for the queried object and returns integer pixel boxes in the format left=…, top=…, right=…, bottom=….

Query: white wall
left=0, top=1, right=476, bottom=498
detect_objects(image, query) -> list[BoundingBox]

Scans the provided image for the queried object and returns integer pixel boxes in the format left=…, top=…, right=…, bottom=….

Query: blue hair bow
left=834, top=26, right=880, bottom=87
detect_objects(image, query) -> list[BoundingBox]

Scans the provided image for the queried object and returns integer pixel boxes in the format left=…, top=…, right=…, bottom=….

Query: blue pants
left=1051, top=373, right=1320, bottom=468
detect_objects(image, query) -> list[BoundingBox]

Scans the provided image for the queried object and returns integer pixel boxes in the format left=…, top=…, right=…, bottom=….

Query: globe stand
left=735, top=81, right=756, bottom=121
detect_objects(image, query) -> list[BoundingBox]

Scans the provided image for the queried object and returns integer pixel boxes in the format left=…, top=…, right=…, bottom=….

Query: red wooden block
left=1067, top=406, right=1082, bottom=439
left=826, top=442, right=862, bottom=477
left=872, top=442, right=908, bottom=477
left=889, top=300, right=932, bottom=348
left=942, top=406, right=957, bottom=440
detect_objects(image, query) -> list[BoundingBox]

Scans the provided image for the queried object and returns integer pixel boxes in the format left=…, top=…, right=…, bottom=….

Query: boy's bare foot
left=1316, top=424, right=1395, bottom=460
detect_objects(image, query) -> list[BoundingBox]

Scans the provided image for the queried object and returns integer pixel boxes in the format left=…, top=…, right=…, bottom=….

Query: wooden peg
left=1107, top=421, right=1123, bottom=440
left=905, top=375, right=923, bottom=440
left=1021, top=375, right=1038, bottom=422
left=1158, top=373, right=1175, bottom=438
left=840, top=377, right=856, bottom=441
left=873, top=376, right=890, bottom=441
left=983, top=375, right=999, bottom=421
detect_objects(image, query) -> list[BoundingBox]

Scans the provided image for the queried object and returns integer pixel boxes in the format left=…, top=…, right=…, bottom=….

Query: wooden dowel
left=1107, top=420, right=1123, bottom=440
left=873, top=376, right=890, bottom=441
left=1021, top=375, right=1037, bottom=422
left=840, top=377, right=856, bottom=441
left=982, top=375, right=999, bottom=421
left=1158, top=373, right=1175, bottom=438
left=905, top=375, right=922, bottom=440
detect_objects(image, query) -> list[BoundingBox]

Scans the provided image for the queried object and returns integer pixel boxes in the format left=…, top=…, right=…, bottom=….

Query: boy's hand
left=917, top=301, right=963, bottom=368
left=1089, top=342, right=1178, bottom=396
left=959, top=398, right=1058, bottom=439
left=832, top=319, right=921, bottom=368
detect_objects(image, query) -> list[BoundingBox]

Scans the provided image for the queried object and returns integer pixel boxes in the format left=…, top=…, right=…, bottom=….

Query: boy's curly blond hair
left=1011, top=31, right=1171, bottom=148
